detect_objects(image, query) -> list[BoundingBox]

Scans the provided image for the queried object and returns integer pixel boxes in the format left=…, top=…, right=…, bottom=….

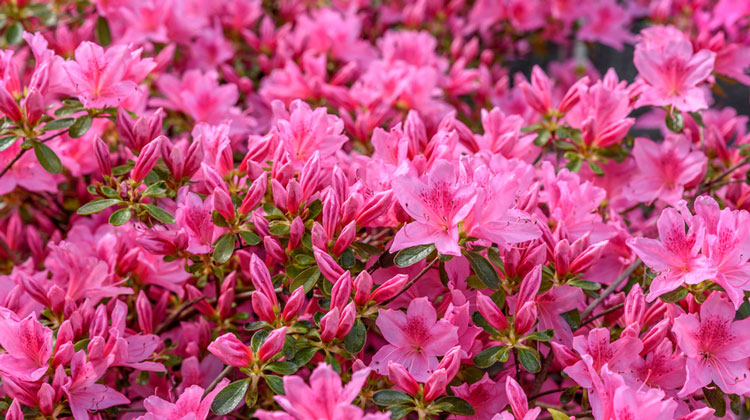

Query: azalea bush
left=3, top=0, right=750, bottom=419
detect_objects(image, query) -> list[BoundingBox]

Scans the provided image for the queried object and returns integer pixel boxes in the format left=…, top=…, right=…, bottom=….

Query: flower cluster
left=2, top=1, right=750, bottom=420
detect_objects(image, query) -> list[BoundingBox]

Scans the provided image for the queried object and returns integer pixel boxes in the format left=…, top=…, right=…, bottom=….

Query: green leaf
left=533, top=129, right=551, bottom=146
left=251, top=330, right=269, bottom=353
left=463, top=250, right=499, bottom=289
left=213, top=234, right=235, bottom=264
left=703, top=386, right=726, bottom=417
left=33, top=142, right=62, bottom=174
left=264, top=375, right=285, bottom=395
left=69, top=115, right=93, bottom=139
left=568, top=279, right=601, bottom=291
left=565, top=157, right=583, bottom=172
left=473, top=346, right=503, bottom=368
left=689, top=111, right=705, bottom=128
left=78, top=199, right=120, bottom=215
left=95, top=16, right=112, bottom=46
left=659, top=286, right=688, bottom=303
left=142, top=181, right=167, bottom=197
left=344, top=319, right=367, bottom=354
left=486, top=247, right=506, bottom=275
left=211, top=378, right=250, bottom=415
left=523, top=329, right=554, bottom=342
left=143, top=204, right=176, bottom=224
left=387, top=406, right=413, bottom=420
left=666, top=110, right=684, bottom=133
left=109, top=208, right=131, bottom=226
left=42, top=118, right=75, bottom=132
left=373, top=390, right=413, bottom=407
left=517, top=347, right=541, bottom=373
left=554, top=140, right=578, bottom=151
left=244, top=321, right=269, bottom=331
left=264, top=361, right=297, bottom=375
left=548, top=408, right=572, bottom=420
left=290, top=266, right=320, bottom=293
left=0, top=135, right=17, bottom=152
left=291, top=347, right=318, bottom=366
left=587, top=160, right=604, bottom=176
left=5, top=22, right=23, bottom=45
left=394, top=244, right=435, bottom=268
left=239, top=230, right=261, bottom=246
left=433, top=396, right=474, bottom=416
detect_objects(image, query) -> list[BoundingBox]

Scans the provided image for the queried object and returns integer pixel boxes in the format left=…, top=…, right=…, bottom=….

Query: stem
left=580, top=259, right=641, bottom=319
left=203, top=365, right=234, bottom=397
left=577, top=303, right=625, bottom=330
left=531, top=347, right=554, bottom=396
left=381, top=257, right=438, bottom=306
left=0, top=129, right=69, bottom=178
left=697, top=157, right=750, bottom=196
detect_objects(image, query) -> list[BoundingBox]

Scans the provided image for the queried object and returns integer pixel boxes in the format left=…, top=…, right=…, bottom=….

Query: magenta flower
left=370, top=297, right=459, bottom=381
left=672, top=292, right=750, bottom=396
left=391, top=160, right=477, bottom=256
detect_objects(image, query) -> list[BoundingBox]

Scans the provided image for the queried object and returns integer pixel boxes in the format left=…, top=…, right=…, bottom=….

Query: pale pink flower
left=154, top=70, right=239, bottom=124
left=370, top=297, right=459, bottom=381
left=564, top=328, right=643, bottom=388
left=271, top=100, right=348, bottom=167
left=673, top=292, right=750, bottom=396
left=577, top=0, right=634, bottom=50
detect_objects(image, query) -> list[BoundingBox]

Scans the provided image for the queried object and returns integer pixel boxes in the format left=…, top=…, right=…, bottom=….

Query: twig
left=576, top=303, right=624, bottom=331
left=203, top=365, right=234, bottom=397
left=531, top=347, right=555, bottom=396
left=530, top=387, right=572, bottom=401
left=580, top=259, right=641, bottom=319
left=696, top=157, right=750, bottom=196
left=381, top=257, right=438, bottom=306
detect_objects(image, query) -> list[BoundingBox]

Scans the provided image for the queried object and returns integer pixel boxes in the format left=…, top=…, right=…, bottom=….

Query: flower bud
left=0, top=86, right=22, bottom=122
left=249, top=253, right=277, bottom=306
left=94, top=136, right=111, bottom=176
left=136, top=291, right=153, bottom=334
left=313, top=246, right=345, bottom=283
left=288, top=217, right=304, bottom=251
left=335, top=302, right=356, bottom=339
left=264, top=236, right=287, bottom=265
left=333, top=221, right=356, bottom=256
left=356, top=191, right=393, bottom=226
left=311, top=222, right=328, bottom=250
left=257, top=327, right=287, bottom=363
left=476, top=293, right=509, bottom=332
left=354, top=271, right=373, bottom=306
left=282, top=287, right=305, bottom=323
left=131, top=136, right=164, bottom=183
left=423, top=368, right=447, bottom=402
left=208, top=333, right=254, bottom=367
left=388, top=362, right=420, bottom=395
left=369, top=274, right=409, bottom=304
left=569, top=241, right=608, bottom=275
left=554, top=240, right=570, bottom=277
left=319, top=307, right=340, bottom=342
left=24, top=89, right=44, bottom=126
left=330, top=271, right=352, bottom=310
left=241, top=173, right=268, bottom=216
left=212, top=187, right=235, bottom=222
left=252, top=291, right=276, bottom=323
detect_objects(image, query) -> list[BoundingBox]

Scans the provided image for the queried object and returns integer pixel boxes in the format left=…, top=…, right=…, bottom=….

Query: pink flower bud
left=476, top=293, right=509, bottom=332
left=516, top=265, right=542, bottom=309
left=6, top=398, right=23, bottom=420
left=558, top=77, right=589, bottom=114
left=333, top=221, right=356, bottom=256
left=257, top=327, right=287, bottom=363
left=208, top=333, right=254, bottom=367
left=38, top=383, right=55, bottom=415
left=320, top=307, right=340, bottom=342
left=322, top=190, right=340, bottom=239
left=335, top=302, right=356, bottom=339
left=186, top=285, right=215, bottom=318
left=94, top=136, right=111, bottom=175
left=311, top=222, right=328, bottom=249
left=554, top=240, right=570, bottom=277
left=331, top=272, right=352, bottom=311
left=514, top=301, right=537, bottom=336
left=569, top=241, right=608, bottom=274
left=435, top=345, right=462, bottom=382
left=387, top=362, right=420, bottom=395
left=271, top=179, right=288, bottom=213
left=506, top=376, right=531, bottom=419
left=24, top=89, right=44, bottom=126
left=331, top=166, right=348, bottom=203
left=136, top=291, right=153, bottom=334
left=640, top=319, right=669, bottom=356
left=240, top=173, right=268, bottom=216
left=300, top=152, right=321, bottom=201
left=131, top=136, right=164, bottom=183
left=264, top=236, right=287, bottom=265
left=423, top=368, right=447, bottom=402
left=369, top=274, right=409, bottom=304
left=249, top=254, right=277, bottom=306
left=550, top=341, right=579, bottom=367
left=252, top=291, right=276, bottom=323
left=252, top=210, right=270, bottom=237
left=0, top=86, right=22, bottom=122
left=313, top=246, right=345, bottom=283
left=288, top=217, right=304, bottom=251
left=282, top=287, right=305, bottom=323
left=341, top=193, right=364, bottom=226
left=181, top=140, right=204, bottom=181
left=217, top=287, right=235, bottom=319
left=624, top=284, right=645, bottom=327
left=354, top=271, right=373, bottom=306
left=356, top=190, right=393, bottom=226
left=286, top=179, right=301, bottom=215
left=212, top=187, right=235, bottom=222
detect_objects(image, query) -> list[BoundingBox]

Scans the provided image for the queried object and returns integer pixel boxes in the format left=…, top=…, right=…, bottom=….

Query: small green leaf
left=33, top=142, right=62, bottom=174
left=689, top=111, right=705, bottom=128
left=463, top=250, right=499, bottom=289
left=659, top=286, right=688, bottom=303
left=69, top=115, right=93, bottom=139
left=387, top=406, right=413, bottom=420
left=213, top=234, right=235, bottom=264
left=533, top=129, right=551, bottom=146
left=473, top=346, right=503, bottom=368
left=239, top=230, right=261, bottom=246
left=142, top=181, right=167, bottom=197
left=245, top=321, right=269, bottom=331
left=666, top=110, right=684, bottom=133
left=42, top=118, right=75, bottom=132
left=565, top=156, right=583, bottom=172
left=517, top=347, right=541, bottom=373
left=211, top=378, right=250, bottom=415
left=95, top=16, right=112, bottom=46
left=568, top=279, right=601, bottom=291
left=548, top=408, right=572, bottom=420
left=5, top=22, right=23, bottom=45
left=78, top=199, right=120, bottom=215
left=109, top=208, right=131, bottom=226
left=264, top=361, right=297, bottom=375
left=0, top=135, right=17, bottom=152
left=290, top=266, right=320, bottom=293
left=344, top=319, right=367, bottom=354
left=251, top=330, right=269, bottom=353
left=433, top=396, right=474, bottom=416
left=486, top=247, right=506, bottom=275
left=264, top=375, right=285, bottom=395
left=703, top=387, right=726, bottom=417
left=394, top=244, right=435, bottom=268
left=373, top=390, right=413, bottom=407
left=523, top=329, right=554, bottom=342
left=291, top=347, right=318, bottom=366
left=587, top=160, right=604, bottom=176
left=143, top=204, right=176, bottom=224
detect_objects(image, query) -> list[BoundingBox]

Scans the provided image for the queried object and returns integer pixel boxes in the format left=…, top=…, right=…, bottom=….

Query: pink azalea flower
left=589, top=365, right=678, bottom=420
left=627, top=204, right=716, bottom=301
left=672, top=292, right=750, bottom=396
left=564, top=328, right=643, bottom=388
left=255, top=364, right=389, bottom=420
left=625, top=136, right=707, bottom=206
left=391, top=160, right=477, bottom=256
left=450, top=373, right=508, bottom=420
left=59, top=351, right=130, bottom=420
left=577, top=0, right=634, bottom=50
left=0, top=309, right=53, bottom=381
left=154, top=70, right=239, bottom=125
left=138, top=380, right=229, bottom=420
left=370, top=297, right=459, bottom=381
left=634, top=26, right=715, bottom=112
